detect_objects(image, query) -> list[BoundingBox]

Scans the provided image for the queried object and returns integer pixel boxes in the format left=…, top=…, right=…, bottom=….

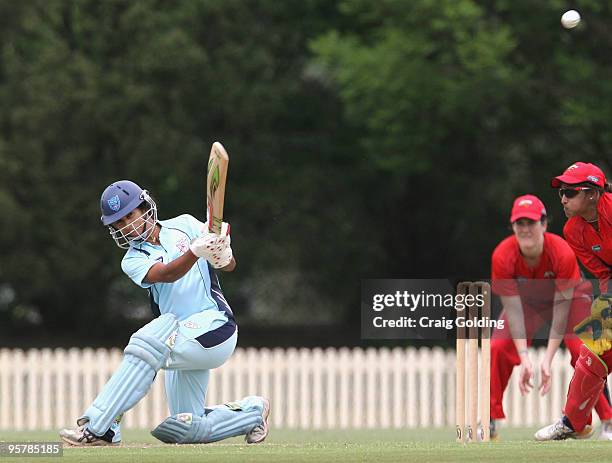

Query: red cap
left=510, top=194, right=547, bottom=223
left=551, top=162, right=607, bottom=188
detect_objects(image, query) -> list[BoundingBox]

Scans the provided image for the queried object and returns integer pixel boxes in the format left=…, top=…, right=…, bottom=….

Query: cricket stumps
left=455, top=281, right=491, bottom=443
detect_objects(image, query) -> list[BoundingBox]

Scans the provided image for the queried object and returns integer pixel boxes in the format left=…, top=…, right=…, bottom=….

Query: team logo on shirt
left=108, top=195, right=121, bottom=212
left=592, top=245, right=602, bottom=252
left=176, top=237, right=189, bottom=254
left=544, top=271, right=556, bottom=278
left=183, top=320, right=201, bottom=329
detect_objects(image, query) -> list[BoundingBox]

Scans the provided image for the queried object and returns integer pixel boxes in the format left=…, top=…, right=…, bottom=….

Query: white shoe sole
left=534, top=424, right=593, bottom=441
left=60, top=430, right=120, bottom=447
left=246, top=397, right=270, bottom=444
left=60, top=437, right=120, bottom=447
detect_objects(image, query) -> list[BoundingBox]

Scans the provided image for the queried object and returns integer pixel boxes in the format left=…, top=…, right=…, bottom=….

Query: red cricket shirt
left=563, top=192, right=612, bottom=293
left=491, top=232, right=584, bottom=310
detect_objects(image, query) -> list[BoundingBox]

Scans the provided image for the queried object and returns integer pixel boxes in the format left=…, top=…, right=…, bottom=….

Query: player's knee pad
left=570, top=345, right=608, bottom=402
left=124, top=313, right=178, bottom=370
left=151, top=399, right=264, bottom=444
left=576, top=344, right=608, bottom=379
left=564, top=345, right=609, bottom=431
left=80, top=314, right=179, bottom=436
left=151, top=413, right=210, bottom=444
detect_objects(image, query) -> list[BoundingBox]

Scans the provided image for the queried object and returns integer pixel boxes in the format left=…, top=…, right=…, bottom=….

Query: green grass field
left=1, top=428, right=610, bottom=462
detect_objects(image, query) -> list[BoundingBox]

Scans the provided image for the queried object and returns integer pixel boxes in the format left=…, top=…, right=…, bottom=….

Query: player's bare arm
left=144, top=251, right=200, bottom=283
left=538, top=288, right=572, bottom=395
left=500, top=295, right=533, bottom=395
left=144, top=250, right=235, bottom=282
left=548, top=288, right=572, bottom=346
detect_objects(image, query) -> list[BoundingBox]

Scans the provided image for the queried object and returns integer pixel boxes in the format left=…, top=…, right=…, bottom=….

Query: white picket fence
left=0, top=347, right=607, bottom=430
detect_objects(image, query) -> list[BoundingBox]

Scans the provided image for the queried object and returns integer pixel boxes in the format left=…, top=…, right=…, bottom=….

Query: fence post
left=1, top=346, right=606, bottom=430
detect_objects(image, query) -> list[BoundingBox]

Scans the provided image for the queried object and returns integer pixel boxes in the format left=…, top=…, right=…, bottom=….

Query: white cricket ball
left=561, top=10, right=581, bottom=29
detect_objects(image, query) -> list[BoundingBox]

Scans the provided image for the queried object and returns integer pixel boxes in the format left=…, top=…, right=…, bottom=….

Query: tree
left=0, top=0, right=353, bottom=341
left=310, top=0, right=611, bottom=286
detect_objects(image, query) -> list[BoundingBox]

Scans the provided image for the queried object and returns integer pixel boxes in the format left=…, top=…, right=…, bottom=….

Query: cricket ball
left=561, top=10, right=581, bottom=29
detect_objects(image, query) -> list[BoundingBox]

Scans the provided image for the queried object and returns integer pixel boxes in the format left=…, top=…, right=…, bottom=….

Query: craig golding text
left=372, top=316, right=504, bottom=330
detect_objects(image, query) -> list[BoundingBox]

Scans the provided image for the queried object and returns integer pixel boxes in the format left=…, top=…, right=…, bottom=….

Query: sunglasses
left=558, top=187, right=592, bottom=199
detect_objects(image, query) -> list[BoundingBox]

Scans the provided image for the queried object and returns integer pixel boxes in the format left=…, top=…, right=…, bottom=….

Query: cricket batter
left=536, top=162, right=612, bottom=440
left=60, top=180, right=270, bottom=446
left=491, top=194, right=612, bottom=440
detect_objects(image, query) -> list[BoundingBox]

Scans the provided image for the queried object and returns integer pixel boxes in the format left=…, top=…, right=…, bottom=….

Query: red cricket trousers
left=489, top=298, right=612, bottom=421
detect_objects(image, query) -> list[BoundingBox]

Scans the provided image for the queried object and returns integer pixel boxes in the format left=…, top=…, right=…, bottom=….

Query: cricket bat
left=206, top=141, right=229, bottom=234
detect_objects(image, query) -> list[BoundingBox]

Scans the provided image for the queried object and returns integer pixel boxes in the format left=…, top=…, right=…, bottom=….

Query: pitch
left=3, top=428, right=610, bottom=462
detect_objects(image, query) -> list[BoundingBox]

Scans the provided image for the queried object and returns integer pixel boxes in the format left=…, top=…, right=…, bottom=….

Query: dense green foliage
left=0, top=0, right=610, bottom=344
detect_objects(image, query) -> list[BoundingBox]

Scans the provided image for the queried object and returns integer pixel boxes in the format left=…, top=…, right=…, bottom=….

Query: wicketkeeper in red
left=536, top=162, right=612, bottom=440
left=491, top=193, right=612, bottom=440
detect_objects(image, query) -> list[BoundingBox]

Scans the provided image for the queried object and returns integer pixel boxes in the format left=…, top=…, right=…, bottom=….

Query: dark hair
left=605, top=182, right=612, bottom=193
left=566, top=181, right=599, bottom=190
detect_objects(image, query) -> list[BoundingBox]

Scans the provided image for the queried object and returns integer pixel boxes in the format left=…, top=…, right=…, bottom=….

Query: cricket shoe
left=599, top=419, right=612, bottom=440
left=489, top=419, right=500, bottom=441
left=476, top=419, right=499, bottom=441
left=534, top=417, right=593, bottom=441
left=245, top=397, right=270, bottom=444
left=60, top=424, right=120, bottom=447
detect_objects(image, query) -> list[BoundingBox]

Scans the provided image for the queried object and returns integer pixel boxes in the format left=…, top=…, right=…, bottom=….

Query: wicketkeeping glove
left=574, top=294, right=612, bottom=356
left=189, top=222, right=233, bottom=269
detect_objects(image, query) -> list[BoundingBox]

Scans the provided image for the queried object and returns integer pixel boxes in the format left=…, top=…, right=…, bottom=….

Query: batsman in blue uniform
left=60, top=180, right=270, bottom=446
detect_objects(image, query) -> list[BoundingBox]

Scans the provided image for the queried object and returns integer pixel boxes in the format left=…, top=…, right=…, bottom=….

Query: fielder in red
left=491, top=194, right=612, bottom=440
left=536, top=162, right=612, bottom=440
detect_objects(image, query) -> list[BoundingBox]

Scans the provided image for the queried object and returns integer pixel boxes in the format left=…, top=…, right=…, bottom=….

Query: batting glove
left=190, top=222, right=233, bottom=268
